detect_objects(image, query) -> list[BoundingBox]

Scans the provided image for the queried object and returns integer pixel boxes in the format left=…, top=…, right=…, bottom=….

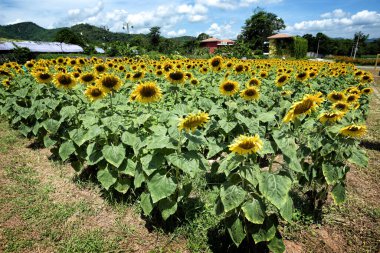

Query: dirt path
left=0, top=120, right=188, bottom=253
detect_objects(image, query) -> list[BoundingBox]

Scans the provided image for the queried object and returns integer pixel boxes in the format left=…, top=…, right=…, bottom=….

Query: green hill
left=0, top=22, right=196, bottom=45
left=0, top=22, right=62, bottom=41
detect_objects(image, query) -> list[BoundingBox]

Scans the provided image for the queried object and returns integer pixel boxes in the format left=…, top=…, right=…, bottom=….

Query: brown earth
left=0, top=124, right=188, bottom=253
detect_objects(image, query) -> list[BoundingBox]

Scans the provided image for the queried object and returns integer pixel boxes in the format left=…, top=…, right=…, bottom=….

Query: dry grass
left=0, top=119, right=188, bottom=253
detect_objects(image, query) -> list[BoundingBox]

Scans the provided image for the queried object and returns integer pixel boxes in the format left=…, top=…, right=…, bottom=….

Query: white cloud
left=188, top=15, right=207, bottom=22
left=240, top=0, right=282, bottom=7
left=195, top=0, right=235, bottom=10
left=321, top=9, right=349, bottom=19
left=206, top=22, right=237, bottom=38
left=195, top=0, right=282, bottom=9
left=286, top=9, right=380, bottom=37
left=166, top=29, right=187, bottom=37
left=177, top=3, right=208, bottom=23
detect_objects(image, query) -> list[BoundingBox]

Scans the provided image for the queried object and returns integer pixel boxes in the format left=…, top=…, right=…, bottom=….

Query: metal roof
left=0, top=42, right=15, bottom=51
left=0, top=41, right=84, bottom=53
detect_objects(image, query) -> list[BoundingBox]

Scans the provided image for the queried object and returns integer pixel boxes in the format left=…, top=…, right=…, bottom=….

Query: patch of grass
left=58, top=229, right=116, bottom=253
left=0, top=162, right=121, bottom=252
left=0, top=119, right=21, bottom=153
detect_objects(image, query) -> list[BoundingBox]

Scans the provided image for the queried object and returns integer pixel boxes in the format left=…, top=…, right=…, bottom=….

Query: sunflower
left=72, top=72, right=81, bottom=78
left=240, top=87, right=260, bottom=101
left=131, top=71, right=145, bottom=81
left=318, top=111, right=345, bottom=124
left=69, top=58, right=77, bottom=66
left=327, top=91, right=346, bottom=103
left=246, top=77, right=261, bottom=87
left=130, top=81, right=162, bottom=103
left=96, top=74, right=122, bottom=93
left=163, top=62, right=173, bottom=72
left=361, top=87, right=373, bottom=95
left=296, top=71, right=309, bottom=82
left=77, top=58, right=86, bottom=65
left=166, top=70, right=186, bottom=84
left=185, top=72, right=193, bottom=80
left=24, top=61, right=35, bottom=68
left=275, top=74, right=290, bottom=87
left=229, top=134, right=263, bottom=155
left=308, top=70, right=318, bottom=78
left=283, top=94, right=321, bottom=123
left=80, top=72, right=97, bottom=85
left=190, top=78, right=199, bottom=86
left=155, top=70, right=164, bottom=76
left=259, top=70, right=268, bottom=79
left=220, top=80, right=239, bottom=96
left=280, top=90, right=292, bottom=96
left=2, top=78, right=11, bottom=87
left=305, top=92, right=324, bottom=106
left=199, top=66, right=209, bottom=74
left=234, top=64, right=245, bottom=74
left=178, top=112, right=209, bottom=133
left=84, top=85, right=106, bottom=101
left=94, top=64, right=107, bottom=74
left=331, top=101, right=350, bottom=112
left=54, top=72, right=76, bottom=89
left=339, top=125, right=367, bottom=138
left=361, top=74, right=373, bottom=83
left=346, top=94, right=360, bottom=103
left=32, top=71, right=53, bottom=84
left=209, top=56, right=223, bottom=71
left=345, top=86, right=361, bottom=95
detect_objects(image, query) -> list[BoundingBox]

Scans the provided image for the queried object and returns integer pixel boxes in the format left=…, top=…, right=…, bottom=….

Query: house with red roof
left=200, top=37, right=235, bottom=53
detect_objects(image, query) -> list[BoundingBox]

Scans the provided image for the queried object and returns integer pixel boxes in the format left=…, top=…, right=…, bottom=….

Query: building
left=267, top=33, right=294, bottom=58
left=0, top=41, right=104, bottom=54
left=0, top=41, right=83, bottom=53
left=200, top=37, right=235, bottom=54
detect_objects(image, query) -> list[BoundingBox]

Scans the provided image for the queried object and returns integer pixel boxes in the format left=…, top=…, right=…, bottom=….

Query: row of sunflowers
left=0, top=55, right=374, bottom=252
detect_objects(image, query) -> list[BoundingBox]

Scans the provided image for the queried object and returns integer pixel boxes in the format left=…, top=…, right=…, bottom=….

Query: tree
left=54, top=28, right=85, bottom=47
left=148, top=26, right=161, bottom=49
left=197, top=33, right=211, bottom=41
left=353, top=31, right=369, bottom=57
left=240, top=8, right=285, bottom=50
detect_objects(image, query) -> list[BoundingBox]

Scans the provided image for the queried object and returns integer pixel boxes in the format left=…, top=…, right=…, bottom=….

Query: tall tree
left=353, top=31, right=369, bottom=56
left=54, top=28, right=85, bottom=47
left=148, top=26, right=161, bottom=49
left=197, top=33, right=211, bottom=41
left=240, top=8, right=285, bottom=50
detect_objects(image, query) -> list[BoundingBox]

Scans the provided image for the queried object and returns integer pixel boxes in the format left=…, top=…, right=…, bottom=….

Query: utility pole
left=353, top=35, right=359, bottom=59
left=123, top=22, right=132, bottom=34
left=316, top=39, right=320, bottom=58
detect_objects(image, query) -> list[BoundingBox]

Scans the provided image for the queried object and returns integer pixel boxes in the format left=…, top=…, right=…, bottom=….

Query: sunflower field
left=0, top=56, right=374, bottom=252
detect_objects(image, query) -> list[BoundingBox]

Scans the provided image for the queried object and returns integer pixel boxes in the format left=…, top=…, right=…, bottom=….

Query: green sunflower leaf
left=102, top=144, right=125, bottom=168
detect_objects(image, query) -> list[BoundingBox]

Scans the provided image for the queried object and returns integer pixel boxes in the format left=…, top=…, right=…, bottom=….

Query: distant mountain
left=0, top=22, right=62, bottom=41
left=0, top=22, right=196, bottom=45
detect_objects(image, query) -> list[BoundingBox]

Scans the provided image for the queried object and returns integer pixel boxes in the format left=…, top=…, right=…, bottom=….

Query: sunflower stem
left=269, top=154, right=275, bottom=173
left=109, top=91, right=114, bottom=114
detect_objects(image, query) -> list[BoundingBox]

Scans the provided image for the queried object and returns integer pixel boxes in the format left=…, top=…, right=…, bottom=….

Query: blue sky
left=0, top=0, right=379, bottom=39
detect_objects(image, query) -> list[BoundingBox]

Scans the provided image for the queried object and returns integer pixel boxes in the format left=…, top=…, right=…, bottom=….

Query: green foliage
left=55, top=28, right=86, bottom=47
left=11, top=45, right=34, bottom=64
left=293, top=36, right=308, bottom=59
left=240, top=8, right=286, bottom=50
left=214, top=41, right=255, bottom=59
left=0, top=56, right=373, bottom=252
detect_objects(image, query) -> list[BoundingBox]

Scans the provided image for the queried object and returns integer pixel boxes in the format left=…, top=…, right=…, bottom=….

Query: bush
left=332, top=56, right=377, bottom=66
left=13, top=47, right=33, bottom=63
left=293, top=37, right=308, bottom=59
